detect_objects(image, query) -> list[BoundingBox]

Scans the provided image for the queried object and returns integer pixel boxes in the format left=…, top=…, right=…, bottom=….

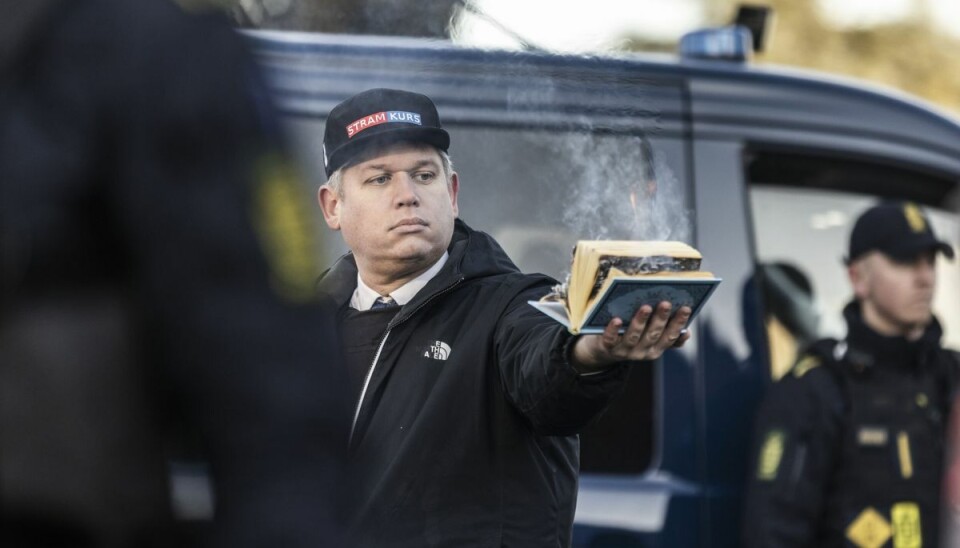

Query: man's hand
left=571, top=302, right=692, bottom=373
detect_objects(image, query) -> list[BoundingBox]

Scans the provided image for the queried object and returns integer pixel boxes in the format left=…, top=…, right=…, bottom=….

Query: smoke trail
left=556, top=132, right=692, bottom=243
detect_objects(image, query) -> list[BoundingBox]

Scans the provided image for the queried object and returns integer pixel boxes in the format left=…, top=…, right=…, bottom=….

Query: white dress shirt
left=350, top=252, right=449, bottom=311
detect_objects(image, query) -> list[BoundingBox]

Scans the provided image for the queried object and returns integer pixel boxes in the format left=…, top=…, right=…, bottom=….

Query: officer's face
left=850, top=250, right=937, bottom=336
left=319, top=142, right=459, bottom=280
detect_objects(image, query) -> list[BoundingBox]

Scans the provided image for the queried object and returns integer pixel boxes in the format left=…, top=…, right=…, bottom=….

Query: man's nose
left=915, top=259, right=936, bottom=287
left=394, top=173, right=420, bottom=207
left=393, top=174, right=420, bottom=207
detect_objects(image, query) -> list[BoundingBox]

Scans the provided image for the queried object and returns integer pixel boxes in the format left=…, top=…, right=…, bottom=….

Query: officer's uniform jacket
left=320, top=219, right=631, bottom=547
left=743, top=301, right=959, bottom=548
left=0, top=1, right=351, bottom=545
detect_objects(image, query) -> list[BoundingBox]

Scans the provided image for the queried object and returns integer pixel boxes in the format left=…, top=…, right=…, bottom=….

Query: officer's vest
left=810, top=338, right=958, bottom=548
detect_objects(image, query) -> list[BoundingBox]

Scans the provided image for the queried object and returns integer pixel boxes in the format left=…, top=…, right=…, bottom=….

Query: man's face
left=319, top=142, right=459, bottom=278
left=850, top=250, right=938, bottom=335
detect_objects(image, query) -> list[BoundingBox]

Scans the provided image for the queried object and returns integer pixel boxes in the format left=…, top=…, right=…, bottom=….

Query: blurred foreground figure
left=743, top=202, right=959, bottom=548
left=0, top=1, right=350, bottom=546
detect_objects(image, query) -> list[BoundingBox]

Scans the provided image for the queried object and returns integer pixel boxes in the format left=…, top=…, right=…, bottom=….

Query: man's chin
left=902, top=313, right=933, bottom=331
left=391, top=245, right=445, bottom=265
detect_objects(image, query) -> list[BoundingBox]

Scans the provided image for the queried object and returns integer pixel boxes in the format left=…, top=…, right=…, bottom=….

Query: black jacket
left=321, top=219, right=630, bottom=547
left=743, top=301, right=959, bottom=548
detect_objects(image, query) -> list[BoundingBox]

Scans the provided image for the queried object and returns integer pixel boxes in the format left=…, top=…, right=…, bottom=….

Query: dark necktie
left=370, top=296, right=398, bottom=310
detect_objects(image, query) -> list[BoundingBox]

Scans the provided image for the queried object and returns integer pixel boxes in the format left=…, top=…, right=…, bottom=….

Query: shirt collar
left=350, top=252, right=449, bottom=311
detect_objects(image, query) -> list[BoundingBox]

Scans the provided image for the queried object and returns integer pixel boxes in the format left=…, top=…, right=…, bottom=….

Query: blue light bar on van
left=679, top=25, right=753, bottom=62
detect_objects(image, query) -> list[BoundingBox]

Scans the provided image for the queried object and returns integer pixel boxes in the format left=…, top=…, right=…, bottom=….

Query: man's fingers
left=659, top=307, right=692, bottom=348
left=624, top=304, right=654, bottom=346
left=667, top=307, right=692, bottom=333
left=601, top=317, right=623, bottom=347
left=581, top=304, right=694, bottom=366
left=638, top=302, right=671, bottom=343
left=632, top=304, right=692, bottom=358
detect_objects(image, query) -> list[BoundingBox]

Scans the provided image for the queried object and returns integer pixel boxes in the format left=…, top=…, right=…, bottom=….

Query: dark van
left=246, top=28, right=960, bottom=547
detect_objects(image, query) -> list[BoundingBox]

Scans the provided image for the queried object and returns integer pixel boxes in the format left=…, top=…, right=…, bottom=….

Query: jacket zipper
left=349, top=277, right=465, bottom=444
left=350, top=329, right=391, bottom=443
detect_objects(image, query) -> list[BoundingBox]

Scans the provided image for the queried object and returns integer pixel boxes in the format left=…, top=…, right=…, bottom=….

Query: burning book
left=529, top=240, right=721, bottom=335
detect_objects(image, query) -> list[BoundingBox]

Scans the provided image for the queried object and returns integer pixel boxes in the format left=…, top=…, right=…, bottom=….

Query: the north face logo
left=424, top=341, right=451, bottom=361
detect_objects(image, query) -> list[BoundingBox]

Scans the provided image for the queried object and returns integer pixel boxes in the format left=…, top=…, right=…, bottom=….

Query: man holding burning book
left=316, top=88, right=695, bottom=546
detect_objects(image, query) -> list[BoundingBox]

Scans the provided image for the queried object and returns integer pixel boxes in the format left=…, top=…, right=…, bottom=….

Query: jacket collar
left=319, top=219, right=520, bottom=314
left=843, top=300, right=943, bottom=370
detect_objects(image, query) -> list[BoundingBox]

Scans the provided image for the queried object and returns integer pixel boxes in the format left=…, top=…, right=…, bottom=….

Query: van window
left=745, top=150, right=960, bottom=380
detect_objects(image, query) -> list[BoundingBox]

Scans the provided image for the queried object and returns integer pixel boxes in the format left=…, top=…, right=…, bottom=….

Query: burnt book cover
left=529, top=276, right=720, bottom=334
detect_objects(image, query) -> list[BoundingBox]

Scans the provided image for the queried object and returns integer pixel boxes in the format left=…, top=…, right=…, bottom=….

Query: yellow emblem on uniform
left=897, top=432, right=914, bottom=479
left=903, top=203, right=927, bottom=233
left=252, top=152, right=325, bottom=303
left=792, top=355, right=821, bottom=378
left=891, top=502, right=922, bottom=548
left=846, top=507, right=893, bottom=548
left=857, top=427, right=889, bottom=447
left=757, top=429, right=785, bottom=481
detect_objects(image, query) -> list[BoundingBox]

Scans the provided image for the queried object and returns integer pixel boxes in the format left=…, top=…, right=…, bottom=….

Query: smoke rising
left=556, top=132, right=692, bottom=243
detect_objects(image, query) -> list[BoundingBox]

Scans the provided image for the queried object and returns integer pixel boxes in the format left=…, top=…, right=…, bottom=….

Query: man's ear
left=318, top=185, right=341, bottom=230
left=848, top=258, right=870, bottom=300
left=449, top=172, right=460, bottom=218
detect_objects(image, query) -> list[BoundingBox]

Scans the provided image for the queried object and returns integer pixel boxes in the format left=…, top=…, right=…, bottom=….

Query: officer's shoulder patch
left=791, top=354, right=821, bottom=379
left=756, top=429, right=785, bottom=481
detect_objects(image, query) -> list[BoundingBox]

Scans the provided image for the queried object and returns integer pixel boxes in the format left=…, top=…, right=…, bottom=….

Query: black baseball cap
left=322, top=88, right=450, bottom=176
left=846, top=201, right=955, bottom=264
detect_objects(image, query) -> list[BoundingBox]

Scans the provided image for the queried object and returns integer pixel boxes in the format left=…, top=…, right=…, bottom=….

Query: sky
left=453, top=0, right=702, bottom=51
left=454, top=0, right=960, bottom=52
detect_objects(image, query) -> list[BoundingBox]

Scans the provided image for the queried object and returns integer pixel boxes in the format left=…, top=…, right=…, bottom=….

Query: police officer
left=0, top=1, right=349, bottom=546
left=743, top=201, right=959, bottom=547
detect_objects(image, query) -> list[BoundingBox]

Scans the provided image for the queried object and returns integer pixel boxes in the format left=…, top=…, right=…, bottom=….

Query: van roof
left=246, top=30, right=960, bottom=178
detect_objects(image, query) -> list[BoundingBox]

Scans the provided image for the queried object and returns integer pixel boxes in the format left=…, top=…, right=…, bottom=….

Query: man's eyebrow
left=360, top=159, right=441, bottom=172
left=407, top=159, right=441, bottom=171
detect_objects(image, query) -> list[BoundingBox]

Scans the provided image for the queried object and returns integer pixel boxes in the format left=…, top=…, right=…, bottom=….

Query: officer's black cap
left=322, top=88, right=450, bottom=177
left=846, top=201, right=955, bottom=264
